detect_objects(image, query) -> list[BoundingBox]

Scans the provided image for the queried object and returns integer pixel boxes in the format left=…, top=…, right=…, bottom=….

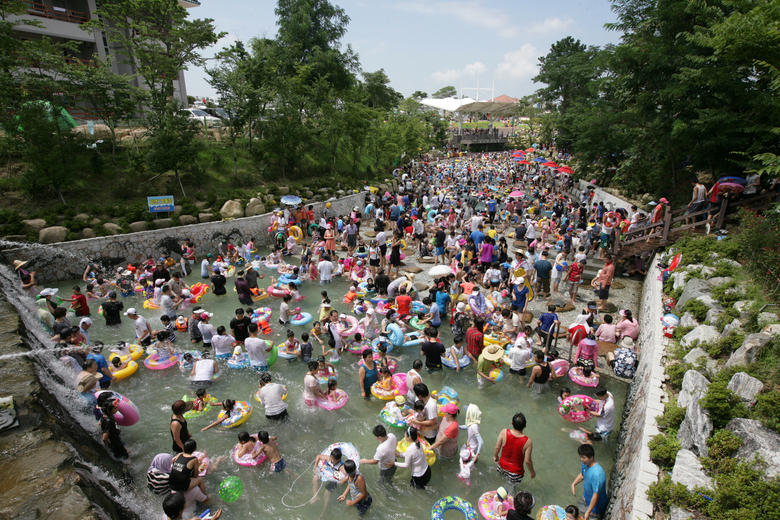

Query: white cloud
left=527, top=17, right=575, bottom=35
left=431, top=61, right=487, bottom=84
left=496, top=44, right=539, bottom=80
left=463, top=61, right=487, bottom=76
left=396, top=1, right=520, bottom=39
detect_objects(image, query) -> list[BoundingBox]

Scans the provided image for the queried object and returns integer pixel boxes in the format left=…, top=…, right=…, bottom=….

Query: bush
left=700, top=381, right=749, bottom=430
left=712, top=283, right=742, bottom=308
left=703, top=429, right=742, bottom=474
left=648, top=433, right=681, bottom=471
left=752, top=392, right=780, bottom=433
left=666, top=361, right=693, bottom=391
left=706, top=332, right=745, bottom=359
left=657, top=397, right=686, bottom=431
left=673, top=326, right=695, bottom=342
left=715, top=308, right=740, bottom=331
left=681, top=299, right=709, bottom=322
left=647, top=474, right=705, bottom=512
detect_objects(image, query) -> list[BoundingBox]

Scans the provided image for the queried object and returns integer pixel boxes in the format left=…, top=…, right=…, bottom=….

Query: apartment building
left=10, top=0, right=202, bottom=120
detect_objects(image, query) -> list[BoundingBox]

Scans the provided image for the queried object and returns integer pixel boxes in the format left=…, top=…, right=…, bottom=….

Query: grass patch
left=680, top=299, right=709, bottom=322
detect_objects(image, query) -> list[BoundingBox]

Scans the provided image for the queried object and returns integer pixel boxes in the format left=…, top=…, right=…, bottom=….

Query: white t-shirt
left=373, top=433, right=398, bottom=470
left=508, top=344, right=532, bottom=371
left=464, top=422, right=481, bottom=453
left=192, top=360, right=215, bottom=382
left=259, top=383, right=288, bottom=416
left=134, top=315, right=149, bottom=340
left=395, top=441, right=428, bottom=477
left=279, top=301, right=290, bottom=324
left=470, top=215, right=483, bottom=232
left=422, top=397, right=439, bottom=438
left=200, top=259, right=210, bottom=277
left=376, top=231, right=387, bottom=246
left=318, top=261, right=333, bottom=281
left=596, top=393, right=615, bottom=432
left=197, top=322, right=216, bottom=344
left=211, top=334, right=236, bottom=356
left=303, top=374, right=320, bottom=400
left=244, top=337, right=268, bottom=366
left=375, top=207, right=384, bottom=221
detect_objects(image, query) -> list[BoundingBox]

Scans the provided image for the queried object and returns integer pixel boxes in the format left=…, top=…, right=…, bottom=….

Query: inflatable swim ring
left=251, top=307, right=272, bottom=323
left=397, top=436, right=436, bottom=466
left=276, top=344, right=299, bottom=360
left=536, top=505, right=585, bottom=520
left=316, top=389, right=349, bottom=410
left=144, top=352, right=181, bottom=370
left=108, top=344, right=143, bottom=363
left=370, top=379, right=398, bottom=400
left=227, top=356, right=250, bottom=369
left=290, top=312, right=313, bottom=326
left=182, top=394, right=218, bottom=420
left=435, top=387, right=460, bottom=417
left=478, top=491, right=514, bottom=520
left=192, top=451, right=210, bottom=477
left=402, top=331, right=423, bottom=348
left=371, top=336, right=394, bottom=354
left=347, top=340, right=370, bottom=355
left=108, top=360, right=139, bottom=380
left=94, top=390, right=139, bottom=426
left=288, top=226, right=303, bottom=242
left=278, top=274, right=302, bottom=285
left=231, top=440, right=268, bottom=467
left=143, top=298, right=159, bottom=310
left=217, top=401, right=252, bottom=428
left=558, top=394, right=599, bottom=423
left=255, top=385, right=288, bottom=403
left=408, top=317, right=426, bottom=331
left=441, top=354, right=470, bottom=370
left=267, top=284, right=287, bottom=297
left=379, top=403, right=409, bottom=429
left=316, top=442, right=360, bottom=482
left=550, top=359, right=570, bottom=377
left=568, top=366, right=600, bottom=387
left=431, top=496, right=478, bottom=520
left=316, top=367, right=338, bottom=385
left=359, top=354, right=397, bottom=374
left=334, top=316, right=359, bottom=337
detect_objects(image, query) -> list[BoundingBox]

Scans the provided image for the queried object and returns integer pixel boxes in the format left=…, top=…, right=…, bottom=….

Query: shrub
left=706, top=332, right=745, bottom=359
left=666, top=361, right=693, bottom=391
left=657, top=397, right=686, bottom=431
left=673, top=326, right=694, bottom=342
left=700, top=381, right=749, bottom=430
left=681, top=299, right=709, bottom=322
left=711, top=283, right=742, bottom=307
left=715, top=308, right=740, bottom=331
left=648, top=433, right=681, bottom=471
left=752, top=392, right=780, bottom=433
left=646, top=474, right=705, bottom=512
left=703, top=429, right=742, bottom=474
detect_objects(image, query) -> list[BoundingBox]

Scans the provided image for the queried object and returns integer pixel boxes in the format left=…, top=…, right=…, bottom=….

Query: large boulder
left=671, top=271, right=687, bottom=292
left=245, top=198, right=267, bottom=217
left=198, top=213, right=212, bottom=223
left=179, top=215, right=198, bottom=225
left=707, top=276, right=733, bottom=287
left=681, top=325, right=720, bottom=347
left=734, top=301, right=752, bottom=319
left=682, top=349, right=717, bottom=376
left=722, top=319, right=744, bottom=338
left=22, top=219, right=46, bottom=232
left=677, top=370, right=710, bottom=409
left=762, top=323, right=780, bottom=336
left=670, top=507, right=693, bottom=520
left=154, top=218, right=173, bottom=229
left=725, top=333, right=774, bottom=368
left=677, top=397, right=713, bottom=457
left=758, top=312, right=780, bottom=329
left=680, top=312, right=699, bottom=328
left=220, top=200, right=244, bottom=219
left=695, top=295, right=724, bottom=311
left=278, top=186, right=290, bottom=195
left=73, top=213, right=90, bottom=222
left=676, top=278, right=712, bottom=309
left=80, top=228, right=96, bottom=239
left=705, top=307, right=723, bottom=325
left=103, top=223, right=121, bottom=235
left=173, top=205, right=182, bottom=216
left=129, top=221, right=147, bottom=233
left=716, top=258, right=741, bottom=269
left=726, top=418, right=780, bottom=479
left=194, top=201, right=209, bottom=209
left=38, top=226, right=69, bottom=244
left=726, top=372, right=764, bottom=406
left=671, top=449, right=713, bottom=491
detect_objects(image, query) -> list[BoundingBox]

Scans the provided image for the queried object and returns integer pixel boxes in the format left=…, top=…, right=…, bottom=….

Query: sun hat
left=233, top=346, right=243, bottom=356
left=620, top=336, right=635, bottom=348
left=648, top=201, right=658, bottom=206
left=441, top=402, right=459, bottom=415
left=13, top=260, right=28, bottom=270
left=124, top=307, right=138, bottom=316
left=659, top=197, right=669, bottom=204
left=182, top=289, right=191, bottom=297
left=496, top=487, right=508, bottom=501
left=482, top=344, right=503, bottom=361
left=200, top=312, right=213, bottom=319
left=121, top=269, right=132, bottom=276
left=80, top=317, right=93, bottom=326
left=456, top=302, right=466, bottom=312
left=394, top=395, right=405, bottom=405
left=155, top=279, right=165, bottom=286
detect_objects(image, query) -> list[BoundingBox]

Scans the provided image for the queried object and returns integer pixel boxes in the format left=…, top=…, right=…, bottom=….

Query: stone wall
left=2, top=192, right=367, bottom=283
left=606, top=254, right=665, bottom=520
left=575, top=179, right=643, bottom=212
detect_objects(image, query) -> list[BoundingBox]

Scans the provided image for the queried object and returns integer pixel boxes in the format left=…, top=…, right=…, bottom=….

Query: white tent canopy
left=419, top=97, right=518, bottom=115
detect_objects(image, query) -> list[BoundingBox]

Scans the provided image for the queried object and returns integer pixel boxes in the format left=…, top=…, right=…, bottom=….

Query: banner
left=148, top=196, right=175, bottom=213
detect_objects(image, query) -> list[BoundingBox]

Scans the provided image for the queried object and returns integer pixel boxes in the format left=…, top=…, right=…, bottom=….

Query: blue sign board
left=148, top=196, right=175, bottom=213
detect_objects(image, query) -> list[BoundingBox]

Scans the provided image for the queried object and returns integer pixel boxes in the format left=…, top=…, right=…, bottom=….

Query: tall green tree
left=432, top=86, right=457, bottom=99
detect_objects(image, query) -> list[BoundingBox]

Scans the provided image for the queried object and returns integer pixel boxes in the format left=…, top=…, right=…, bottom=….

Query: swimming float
left=144, top=351, right=181, bottom=370
left=431, top=496, right=478, bottom=520
left=397, top=436, right=436, bottom=466
left=434, top=387, right=460, bottom=416
left=109, top=344, right=144, bottom=363
left=558, top=394, right=599, bottom=423
left=251, top=307, right=272, bottom=323
left=290, top=312, right=313, bottom=326
left=108, top=360, right=139, bottom=380
left=182, top=394, right=218, bottom=420
left=392, top=373, right=408, bottom=396
left=379, top=403, right=409, bottom=429
left=94, top=390, right=140, bottom=426
left=316, top=389, right=349, bottom=410
left=333, top=316, right=360, bottom=337
left=143, top=298, right=159, bottom=310
left=278, top=274, right=302, bottom=285
left=265, top=261, right=280, bottom=270
left=370, top=378, right=398, bottom=400
left=266, top=284, right=287, bottom=297
left=217, top=401, right=252, bottom=428
left=359, top=354, right=397, bottom=374
left=478, top=491, right=514, bottom=520
left=408, top=317, right=426, bottom=331
left=441, top=353, right=471, bottom=370
left=288, top=226, right=303, bottom=242
left=231, top=440, right=268, bottom=467
left=276, top=344, right=299, bottom=360
left=347, top=340, right=371, bottom=355
left=178, top=350, right=203, bottom=371
left=227, top=356, right=250, bottom=369
left=550, top=359, right=570, bottom=377
left=192, top=451, right=210, bottom=477
left=536, top=505, right=584, bottom=520
left=316, top=367, right=338, bottom=385
left=316, top=442, right=360, bottom=482
left=568, top=366, right=600, bottom=387
left=254, top=385, right=288, bottom=403
left=189, top=283, right=210, bottom=303
left=371, top=336, right=394, bottom=353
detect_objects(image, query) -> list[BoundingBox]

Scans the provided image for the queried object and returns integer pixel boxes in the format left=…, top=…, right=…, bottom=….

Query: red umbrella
left=543, top=161, right=559, bottom=168
left=558, top=166, right=574, bottom=173
left=525, top=148, right=534, bottom=152
left=512, top=153, right=524, bottom=157
left=518, top=160, right=531, bottom=165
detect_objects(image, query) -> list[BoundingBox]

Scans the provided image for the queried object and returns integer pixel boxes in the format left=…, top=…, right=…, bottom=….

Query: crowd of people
left=12, top=148, right=655, bottom=520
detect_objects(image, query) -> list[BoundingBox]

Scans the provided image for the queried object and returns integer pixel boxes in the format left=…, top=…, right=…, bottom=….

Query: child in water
left=326, top=379, right=340, bottom=401
left=491, top=487, right=512, bottom=517
left=376, top=367, right=392, bottom=390
left=406, top=399, right=425, bottom=428
left=154, top=330, right=173, bottom=360
left=256, top=431, right=286, bottom=473
left=201, top=399, right=239, bottom=432
left=457, top=444, right=476, bottom=485
left=559, top=386, right=571, bottom=404
left=561, top=427, right=602, bottom=445
left=192, top=387, right=215, bottom=412
left=235, top=431, right=256, bottom=459
left=230, top=345, right=246, bottom=364
left=317, top=355, right=336, bottom=379
left=384, top=395, right=406, bottom=422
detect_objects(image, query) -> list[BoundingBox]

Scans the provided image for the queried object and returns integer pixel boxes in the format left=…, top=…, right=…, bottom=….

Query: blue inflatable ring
left=430, top=496, right=477, bottom=520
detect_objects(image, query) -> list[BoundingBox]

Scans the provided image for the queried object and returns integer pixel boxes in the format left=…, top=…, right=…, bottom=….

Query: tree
left=432, top=85, right=457, bottom=99
left=206, top=41, right=251, bottom=176
left=533, top=37, right=601, bottom=115
left=362, top=69, right=402, bottom=110
left=63, top=58, right=144, bottom=176
left=144, top=111, right=199, bottom=197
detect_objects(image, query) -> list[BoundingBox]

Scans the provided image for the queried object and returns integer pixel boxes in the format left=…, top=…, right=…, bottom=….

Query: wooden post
left=715, top=198, right=729, bottom=229
left=661, top=206, right=672, bottom=242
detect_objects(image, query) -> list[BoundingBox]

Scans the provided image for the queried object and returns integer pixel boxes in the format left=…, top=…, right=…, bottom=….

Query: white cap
left=124, top=308, right=138, bottom=316
left=366, top=308, right=375, bottom=315
left=516, top=277, right=525, bottom=284
left=79, top=317, right=93, bottom=326
left=155, top=279, right=165, bottom=286
left=339, top=313, right=347, bottom=319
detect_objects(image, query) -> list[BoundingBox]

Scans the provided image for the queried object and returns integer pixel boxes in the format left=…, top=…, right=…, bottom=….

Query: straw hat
left=13, top=260, right=28, bottom=270
left=482, top=344, right=503, bottom=361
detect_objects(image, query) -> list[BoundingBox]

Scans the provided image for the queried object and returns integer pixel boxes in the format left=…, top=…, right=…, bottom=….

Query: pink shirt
left=595, top=323, right=618, bottom=344
left=616, top=319, right=639, bottom=340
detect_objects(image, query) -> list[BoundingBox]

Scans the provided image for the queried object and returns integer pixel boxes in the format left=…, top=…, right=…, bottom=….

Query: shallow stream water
left=31, top=247, right=627, bottom=520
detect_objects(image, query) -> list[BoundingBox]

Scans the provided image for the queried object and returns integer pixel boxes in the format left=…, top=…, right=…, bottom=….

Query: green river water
left=41, top=250, right=627, bottom=520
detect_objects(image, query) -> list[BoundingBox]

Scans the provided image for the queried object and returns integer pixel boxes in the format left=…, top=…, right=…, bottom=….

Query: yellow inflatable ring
left=109, top=360, right=139, bottom=380
left=397, top=437, right=436, bottom=466
left=289, top=226, right=303, bottom=242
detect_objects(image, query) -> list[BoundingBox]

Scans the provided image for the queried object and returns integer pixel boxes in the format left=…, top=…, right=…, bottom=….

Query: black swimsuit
left=169, top=454, right=196, bottom=492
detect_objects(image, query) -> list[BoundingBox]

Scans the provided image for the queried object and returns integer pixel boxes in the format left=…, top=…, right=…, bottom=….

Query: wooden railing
left=24, top=1, right=89, bottom=24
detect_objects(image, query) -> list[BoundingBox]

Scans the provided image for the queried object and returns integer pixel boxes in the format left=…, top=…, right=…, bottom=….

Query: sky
left=184, top=0, right=621, bottom=102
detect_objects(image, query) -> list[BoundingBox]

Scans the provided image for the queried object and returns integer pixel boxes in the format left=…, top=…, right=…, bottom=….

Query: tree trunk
left=175, top=170, right=186, bottom=197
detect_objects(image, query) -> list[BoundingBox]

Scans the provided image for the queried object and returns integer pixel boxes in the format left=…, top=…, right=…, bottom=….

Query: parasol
left=281, top=195, right=302, bottom=205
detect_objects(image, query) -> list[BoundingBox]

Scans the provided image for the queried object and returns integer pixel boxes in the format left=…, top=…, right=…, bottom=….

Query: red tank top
left=499, top=429, right=528, bottom=475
